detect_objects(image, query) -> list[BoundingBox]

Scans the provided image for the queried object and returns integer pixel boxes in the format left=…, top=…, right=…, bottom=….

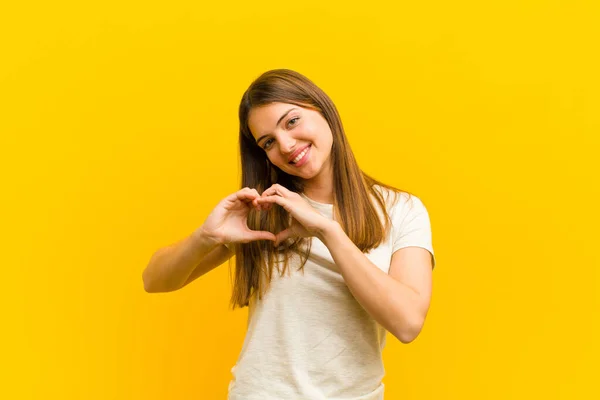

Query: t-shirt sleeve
left=391, top=194, right=436, bottom=269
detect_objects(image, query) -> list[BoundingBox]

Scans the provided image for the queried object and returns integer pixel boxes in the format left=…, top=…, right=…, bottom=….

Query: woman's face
left=248, top=102, right=334, bottom=182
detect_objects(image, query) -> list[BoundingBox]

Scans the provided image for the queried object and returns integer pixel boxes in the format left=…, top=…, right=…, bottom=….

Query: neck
left=301, top=173, right=334, bottom=204
left=302, top=187, right=334, bottom=204
left=298, top=155, right=335, bottom=203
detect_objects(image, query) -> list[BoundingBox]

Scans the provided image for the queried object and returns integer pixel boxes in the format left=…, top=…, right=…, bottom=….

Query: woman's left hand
left=254, top=184, right=334, bottom=246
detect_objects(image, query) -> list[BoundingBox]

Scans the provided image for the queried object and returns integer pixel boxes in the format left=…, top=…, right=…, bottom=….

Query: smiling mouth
left=289, top=144, right=311, bottom=165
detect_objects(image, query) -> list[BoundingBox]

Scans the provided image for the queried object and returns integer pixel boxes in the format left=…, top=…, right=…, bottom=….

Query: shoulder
left=372, top=184, right=419, bottom=215
left=371, top=185, right=433, bottom=234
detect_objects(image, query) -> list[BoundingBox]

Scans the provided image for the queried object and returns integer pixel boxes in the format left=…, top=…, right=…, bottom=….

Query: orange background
left=1, top=1, right=598, bottom=399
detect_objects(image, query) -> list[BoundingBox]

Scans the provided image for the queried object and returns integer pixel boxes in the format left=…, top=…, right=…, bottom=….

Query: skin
left=247, top=102, right=335, bottom=204
left=245, top=101, right=433, bottom=343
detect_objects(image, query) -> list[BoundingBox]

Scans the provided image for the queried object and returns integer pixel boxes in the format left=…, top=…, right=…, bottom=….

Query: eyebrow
left=255, top=107, right=298, bottom=146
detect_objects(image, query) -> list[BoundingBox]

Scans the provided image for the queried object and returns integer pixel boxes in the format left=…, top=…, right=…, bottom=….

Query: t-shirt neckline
left=300, top=192, right=334, bottom=210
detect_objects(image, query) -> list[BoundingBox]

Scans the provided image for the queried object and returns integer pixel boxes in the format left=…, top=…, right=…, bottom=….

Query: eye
left=262, top=117, right=299, bottom=150
left=263, top=138, right=274, bottom=150
left=287, top=117, right=299, bottom=127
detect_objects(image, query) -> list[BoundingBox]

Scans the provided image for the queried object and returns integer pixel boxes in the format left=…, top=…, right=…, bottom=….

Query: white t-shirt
left=227, top=186, right=436, bottom=400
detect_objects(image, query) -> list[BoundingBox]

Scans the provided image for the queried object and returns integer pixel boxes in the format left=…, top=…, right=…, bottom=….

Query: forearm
left=142, top=227, right=222, bottom=293
left=319, top=222, right=426, bottom=343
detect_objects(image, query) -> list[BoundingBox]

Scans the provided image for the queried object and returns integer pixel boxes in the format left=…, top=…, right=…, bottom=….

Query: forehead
left=248, top=102, right=301, bottom=137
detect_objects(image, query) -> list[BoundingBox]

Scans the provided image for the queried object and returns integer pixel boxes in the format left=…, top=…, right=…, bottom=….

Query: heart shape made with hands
left=248, top=184, right=329, bottom=247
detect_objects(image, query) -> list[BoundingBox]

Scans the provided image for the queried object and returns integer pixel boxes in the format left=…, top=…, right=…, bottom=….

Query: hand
left=199, top=187, right=277, bottom=245
left=255, top=184, right=334, bottom=246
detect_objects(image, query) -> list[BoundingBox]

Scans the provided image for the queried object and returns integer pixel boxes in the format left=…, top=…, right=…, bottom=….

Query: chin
left=296, top=167, right=322, bottom=180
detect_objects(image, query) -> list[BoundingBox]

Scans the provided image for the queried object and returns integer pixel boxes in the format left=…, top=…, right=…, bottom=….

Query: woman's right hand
left=198, top=187, right=277, bottom=246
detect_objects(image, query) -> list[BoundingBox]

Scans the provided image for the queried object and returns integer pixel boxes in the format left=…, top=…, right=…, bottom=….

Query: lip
left=293, top=145, right=311, bottom=167
left=288, top=144, right=311, bottom=163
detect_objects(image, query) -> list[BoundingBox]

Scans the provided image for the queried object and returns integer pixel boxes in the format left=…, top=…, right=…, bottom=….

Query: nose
left=278, top=132, right=297, bottom=155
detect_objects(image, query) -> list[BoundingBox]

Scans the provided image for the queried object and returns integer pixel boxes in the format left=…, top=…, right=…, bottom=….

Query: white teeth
left=292, top=147, right=309, bottom=164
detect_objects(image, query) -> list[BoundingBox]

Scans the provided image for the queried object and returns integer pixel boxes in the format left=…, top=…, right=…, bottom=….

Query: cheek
left=314, top=130, right=333, bottom=153
left=271, top=154, right=289, bottom=168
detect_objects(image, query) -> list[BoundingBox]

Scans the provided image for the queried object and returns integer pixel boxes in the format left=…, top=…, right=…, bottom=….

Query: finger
left=259, top=196, right=272, bottom=211
left=257, top=195, right=291, bottom=212
left=274, top=228, right=292, bottom=247
left=250, top=230, right=277, bottom=242
left=257, top=195, right=277, bottom=203
left=250, top=189, right=264, bottom=210
left=226, top=187, right=250, bottom=201
left=235, top=188, right=263, bottom=210
left=261, top=187, right=277, bottom=198
left=236, top=189, right=259, bottom=202
left=252, top=197, right=261, bottom=210
left=262, top=184, right=292, bottom=198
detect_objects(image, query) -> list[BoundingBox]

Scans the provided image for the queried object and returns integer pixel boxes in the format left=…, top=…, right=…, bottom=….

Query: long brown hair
left=228, top=69, right=413, bottom=309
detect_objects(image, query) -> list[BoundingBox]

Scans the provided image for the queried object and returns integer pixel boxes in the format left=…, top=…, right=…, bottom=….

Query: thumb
left=274, top=228, right=293, bottom=247
left=250, top=230, right=277, bottom=242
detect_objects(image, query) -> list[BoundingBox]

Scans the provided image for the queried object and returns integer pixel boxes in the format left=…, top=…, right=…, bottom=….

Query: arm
left=255, top=184, right=434, bottom=343
left=319, top=222, right=433, bottom=344
left=142, top=227, right=233, bottom=293
left=255, top=184, right=435, bottom=342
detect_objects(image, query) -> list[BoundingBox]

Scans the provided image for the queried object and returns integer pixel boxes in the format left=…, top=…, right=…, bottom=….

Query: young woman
left=143, top=69, right=436, bottom=400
